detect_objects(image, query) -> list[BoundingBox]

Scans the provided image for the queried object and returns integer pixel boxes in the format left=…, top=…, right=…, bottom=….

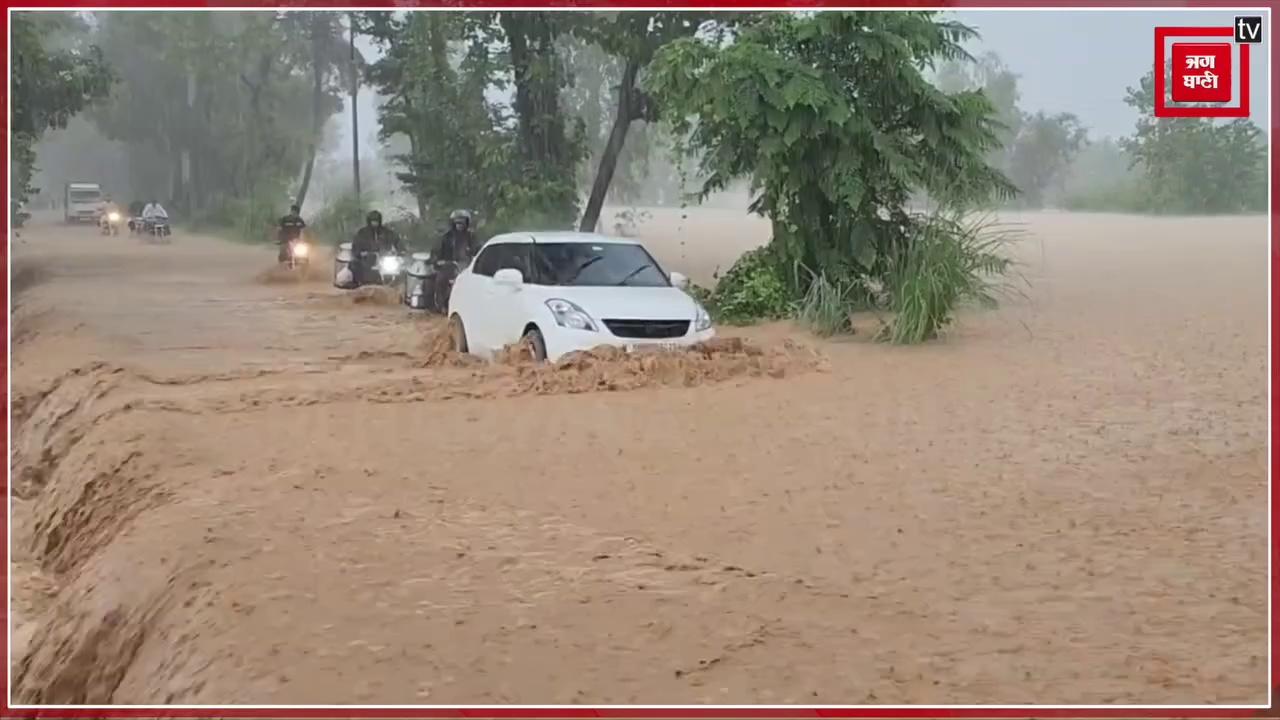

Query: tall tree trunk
left=296, top=18, right=325, bottom=210
left=580, top=60, right=640, bottom=233
left=348, top=12, right=361, bottom=203
left=406, top=126, right=428, bottom=222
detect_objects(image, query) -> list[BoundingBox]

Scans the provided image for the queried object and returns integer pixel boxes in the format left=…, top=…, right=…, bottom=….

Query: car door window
left=472, top=246, right=499, bottom=277
left=494, top=244, right=531, bottom=279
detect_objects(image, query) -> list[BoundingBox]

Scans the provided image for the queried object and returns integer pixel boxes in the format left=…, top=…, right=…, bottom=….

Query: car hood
left=543, top=285, right=701, bottom=320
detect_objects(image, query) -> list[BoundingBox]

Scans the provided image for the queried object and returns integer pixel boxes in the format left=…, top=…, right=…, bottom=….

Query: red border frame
left=2, top=2, right=1276, bottom=719
left=1154, top=25, right=1251, bottom=117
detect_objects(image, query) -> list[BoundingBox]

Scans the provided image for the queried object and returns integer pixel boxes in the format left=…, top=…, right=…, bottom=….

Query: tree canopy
left=647, top=12, right=1015, bottom=283
left=12, top=13, right=114, bottom=201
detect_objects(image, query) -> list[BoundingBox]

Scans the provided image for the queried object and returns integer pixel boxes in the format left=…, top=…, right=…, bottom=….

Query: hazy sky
left=949, top=9, right=1271, bottom=138
left=334, top=9, right=1272, bottom=163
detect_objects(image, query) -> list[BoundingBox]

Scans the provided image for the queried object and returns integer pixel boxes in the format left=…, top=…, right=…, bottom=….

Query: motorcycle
left=282, top=235, right=311, bottom=270
left=99, top=210, right=122, bottom=236
left=144, top=217, right=172, bottom=244
left=403, top=252, right=468, bottom=313
left=430, top=258, right=463, bottom=313
left=371, top=250, right=405, bottom=286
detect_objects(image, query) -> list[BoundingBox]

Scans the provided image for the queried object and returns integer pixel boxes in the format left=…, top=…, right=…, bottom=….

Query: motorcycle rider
left=98, top=195, right=121, bottom=231
left=127, top=200, right=145, bottom=233
left=349, top=210, right=405, bottom=286
left=141, top=199, right=169, bottom=233
left=438, top=209, right=478, bottom=264
left=430, top=209, right=478, bottom=310
left=277, top=204, right=307, bottom=262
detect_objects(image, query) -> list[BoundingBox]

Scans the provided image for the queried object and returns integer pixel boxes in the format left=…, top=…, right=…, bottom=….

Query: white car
left=447, top=231, right=715, bottom=361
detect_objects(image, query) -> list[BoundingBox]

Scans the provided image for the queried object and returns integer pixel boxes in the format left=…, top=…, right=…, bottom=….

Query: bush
left=705, top=246, right=793, bottom=325
left=881, top=212, right=1019, bottom=344
left=796, top=273, right=857, bottom=337
left=307, top=192, right=365, bottom=248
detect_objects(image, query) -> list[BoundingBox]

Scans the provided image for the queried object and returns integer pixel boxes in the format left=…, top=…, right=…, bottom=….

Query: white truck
left=64, top=182, right=104, bottom=224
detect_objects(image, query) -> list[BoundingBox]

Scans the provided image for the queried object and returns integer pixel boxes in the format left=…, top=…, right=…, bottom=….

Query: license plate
left=625, top=342, right=681, bottom=353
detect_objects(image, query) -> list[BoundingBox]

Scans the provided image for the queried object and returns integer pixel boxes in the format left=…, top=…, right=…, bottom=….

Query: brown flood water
left=8, top=208, right=1269, bottom=705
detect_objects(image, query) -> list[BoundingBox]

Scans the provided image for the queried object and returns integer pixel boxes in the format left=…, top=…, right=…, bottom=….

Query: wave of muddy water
left=8, top=212, right=1269, bottom=704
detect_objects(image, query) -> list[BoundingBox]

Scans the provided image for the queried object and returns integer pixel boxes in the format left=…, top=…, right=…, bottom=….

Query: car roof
left=483, top=231, right=640, bottom=246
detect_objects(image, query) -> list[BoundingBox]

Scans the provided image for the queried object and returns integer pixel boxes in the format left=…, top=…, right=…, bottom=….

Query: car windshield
left=532, top=243, right=669, bottom=287
left=70, top=191, right=100, bottom=203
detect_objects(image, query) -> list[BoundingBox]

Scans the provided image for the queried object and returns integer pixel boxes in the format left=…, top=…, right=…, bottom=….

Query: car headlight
left=379, top=256, right=401, bottom=274
left=293, top=242, right=309, bottom=258
left=694, top=303, right=712, bottom=332
left=546, top=298, right=597, bottom=332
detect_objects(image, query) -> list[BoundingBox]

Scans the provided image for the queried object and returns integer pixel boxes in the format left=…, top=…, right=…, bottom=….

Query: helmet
left=449, top=209, right=472, bottom=225
left=366, top=210, right=383, bottom=225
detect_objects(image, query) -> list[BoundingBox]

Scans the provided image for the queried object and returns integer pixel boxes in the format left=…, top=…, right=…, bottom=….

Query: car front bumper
left=542, top=325, right=717, bottom=362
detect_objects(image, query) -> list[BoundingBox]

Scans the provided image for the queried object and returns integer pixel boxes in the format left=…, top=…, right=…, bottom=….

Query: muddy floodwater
left=8, top=208, right=1268, bottom=705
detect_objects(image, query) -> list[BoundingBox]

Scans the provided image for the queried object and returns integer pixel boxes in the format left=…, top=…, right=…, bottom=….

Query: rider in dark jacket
left=429, top=209, right=478, bottom=310
left=277, top=204, right=307, bottom=262
left=437, top=209, right=478, bottom=264
left=350, top=210, right=405, bottom=285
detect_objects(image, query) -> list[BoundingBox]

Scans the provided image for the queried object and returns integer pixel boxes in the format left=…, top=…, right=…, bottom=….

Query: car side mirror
left=494, top=268, right=524, bottom=288
left=669, top=271, right=690, bottom=289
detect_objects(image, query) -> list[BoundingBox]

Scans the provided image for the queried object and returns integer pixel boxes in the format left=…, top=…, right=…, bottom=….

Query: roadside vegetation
left=13, top=10, right=1269, bottom=344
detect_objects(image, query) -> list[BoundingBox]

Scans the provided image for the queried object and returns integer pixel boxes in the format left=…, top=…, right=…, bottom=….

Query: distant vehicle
left=446, top=231, right=715, bottom=362
left=64, top=183, right=103, bottom=224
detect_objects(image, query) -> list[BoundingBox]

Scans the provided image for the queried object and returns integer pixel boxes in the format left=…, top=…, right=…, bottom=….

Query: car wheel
left=521, top=326, right=548, bottom=363
left=449, top=314, right=469, bottom=353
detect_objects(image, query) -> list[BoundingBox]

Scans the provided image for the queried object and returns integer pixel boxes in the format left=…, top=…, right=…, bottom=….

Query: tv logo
left=1153, top=17, right=1260, bottom=118
left=1235, top=16, right=1262, bottom=43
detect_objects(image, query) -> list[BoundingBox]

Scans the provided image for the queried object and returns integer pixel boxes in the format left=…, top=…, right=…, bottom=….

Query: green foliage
left=11, top=12, right=114, bottom=201
left=364, top=11, right=586, bottom=232
left=704, top=246, right=793, bottom=325
left=1118, top=67, right=1267, bottom=214
left=307, top=192, right=365, bottom=247
left=796, top=273, right=857, bottom=337
left=881, top=212, right=1018, bottom=344
left=646, top=12, right=1016, bottom=339
left=87, top=11, right=345, bottom=222
left=648, top=13, right=1015, bottom=293
left=213, top=177, right=292, bottom=243
left=933, top=53, right=1087, bottom=208
left=1007, top=112, right=1088, bottom=208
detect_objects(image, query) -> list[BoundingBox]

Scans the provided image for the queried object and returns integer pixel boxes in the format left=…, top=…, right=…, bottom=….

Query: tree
left=1120, top=67, right=1266, bottom=213
left=88, top=11, right=338, bottom=234
left=1006, top=111, right=1087, bottom=208
left=647, top=12, right=1014, bottom=288
left=572, top=12, right=722, bottom=232
left=496, top=11, right=586, bottom=229
left=11, top=12, right=114, bottom=202
left=280, top=11, right=348, bottom=209
left=933, top=51, right=1024, bottom=185
left=363, top=11, right=503, bottom=226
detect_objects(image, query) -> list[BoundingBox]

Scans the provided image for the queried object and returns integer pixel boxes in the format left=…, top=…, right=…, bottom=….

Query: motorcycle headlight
left=546, top=298, right=597, bottom=332
left=694, top=303, right=713, bottom=332
left=379, top=256, right=402, bottom=274
left=293, top=242, right=310, bottom=258
left=107, top=212, right=120, bottom=222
